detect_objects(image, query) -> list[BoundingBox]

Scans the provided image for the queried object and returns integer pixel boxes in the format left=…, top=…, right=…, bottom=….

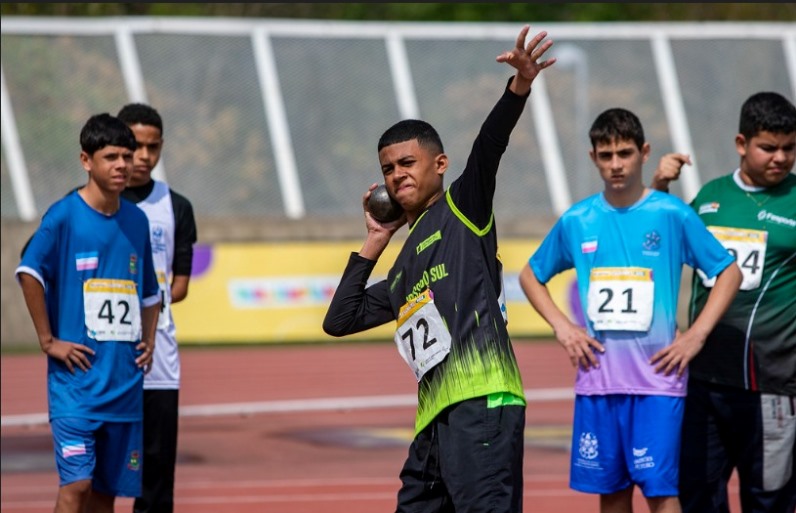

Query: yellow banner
left=172, top=240, right=578, bottom=344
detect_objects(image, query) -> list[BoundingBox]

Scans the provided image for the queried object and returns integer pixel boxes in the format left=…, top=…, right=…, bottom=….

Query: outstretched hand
left=496, top=25, right=556, bottom=91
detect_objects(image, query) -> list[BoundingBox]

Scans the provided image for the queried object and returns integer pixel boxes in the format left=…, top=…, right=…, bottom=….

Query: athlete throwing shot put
left=323, top=25, right=555, bottom=512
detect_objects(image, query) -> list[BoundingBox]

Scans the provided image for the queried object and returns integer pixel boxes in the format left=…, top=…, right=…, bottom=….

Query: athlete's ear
left=80, top=151, right=92, bottom=172
left=435, top=153, right=448, bottom=176
left=641, top=142, right=651, bottom=163
left=735, top=134, right=748, bottom=158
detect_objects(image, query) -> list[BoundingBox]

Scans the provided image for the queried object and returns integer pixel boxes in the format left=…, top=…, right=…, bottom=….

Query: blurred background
left=2, top=3, right=795, bottom=347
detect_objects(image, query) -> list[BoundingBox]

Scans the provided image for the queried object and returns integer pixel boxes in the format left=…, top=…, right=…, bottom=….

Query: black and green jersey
left=324, top=81, right=527, bottom=434
left=688, top=171, right=796, bottom=395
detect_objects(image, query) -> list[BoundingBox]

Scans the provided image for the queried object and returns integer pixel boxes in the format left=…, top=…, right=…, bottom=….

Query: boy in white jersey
left=519, top=108, right=742, bottom=513
left=652, top=92, right=796, bottom=513
left=117, top=103, right=197, bottom=513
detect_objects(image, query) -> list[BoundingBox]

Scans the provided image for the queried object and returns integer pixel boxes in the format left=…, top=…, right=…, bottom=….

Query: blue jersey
left=530, top=190, right=734, bottom=397
left=16, top=190, right=160, bottom=421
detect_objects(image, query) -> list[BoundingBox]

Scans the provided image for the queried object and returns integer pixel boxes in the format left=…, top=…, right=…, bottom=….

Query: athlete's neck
left=78, top=184, right=121, bottom=215
left=604, top=185, right=648, bottom=208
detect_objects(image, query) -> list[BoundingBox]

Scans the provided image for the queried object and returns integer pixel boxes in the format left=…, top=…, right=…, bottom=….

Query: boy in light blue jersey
left=519, top=108, right=742, bottom=513
left=16, top=113, right=161, bottom=513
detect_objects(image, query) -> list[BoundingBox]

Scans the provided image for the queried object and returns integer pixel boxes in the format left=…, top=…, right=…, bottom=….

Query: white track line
left=1, top=387, right=574, bottom=427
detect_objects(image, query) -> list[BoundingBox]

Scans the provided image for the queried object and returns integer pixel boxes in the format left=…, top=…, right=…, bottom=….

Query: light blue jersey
left=530, top=190, right=734, bottom=397
left=16, top=190, right=160, bottom=421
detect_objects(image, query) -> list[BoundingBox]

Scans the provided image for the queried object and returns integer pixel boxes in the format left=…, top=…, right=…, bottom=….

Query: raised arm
left=496, top=25, right=557, bottom=96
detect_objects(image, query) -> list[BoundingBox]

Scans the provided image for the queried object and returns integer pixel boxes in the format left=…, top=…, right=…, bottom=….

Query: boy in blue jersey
left=15, top=113, right=161, bottom=513
left=519, top=108, right=742, bottom=513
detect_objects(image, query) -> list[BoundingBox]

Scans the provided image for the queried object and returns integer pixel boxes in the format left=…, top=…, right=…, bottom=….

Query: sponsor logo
left=229, top=276, right=340, bottom=309
left=416, top=230, right=442, bottom=255
left=75, top=252, right=99, bottom=271
left=698, top=202, right=720, bottom=215
left=758, top=210, right=796, bottom=228
left=581, top=240, right=598, bottom=254
left=129, top=254, right=138, bottom=275
left=633, top=447, right=655, bottom=469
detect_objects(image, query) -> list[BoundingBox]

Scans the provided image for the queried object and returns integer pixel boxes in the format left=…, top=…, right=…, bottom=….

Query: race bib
left=697, top=226, right=767, bottom=291
left=394, top=289, right=452, bottom=381
left=587, top=267, right=654, bottom=332
left=156, top=270, right=171, bottom=331
left=84, top=279, right=141, bottom=342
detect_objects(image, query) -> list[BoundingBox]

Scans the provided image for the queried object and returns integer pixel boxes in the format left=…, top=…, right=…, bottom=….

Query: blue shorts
left=570, top=394, right=684, bottom=497
left=51, top=417, right=143, bottom=497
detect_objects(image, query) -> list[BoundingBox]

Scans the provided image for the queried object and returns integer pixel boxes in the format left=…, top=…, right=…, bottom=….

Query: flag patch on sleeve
left=76, top=252, right=99, bottom=271
left=61, top=442, right=87, bottom=458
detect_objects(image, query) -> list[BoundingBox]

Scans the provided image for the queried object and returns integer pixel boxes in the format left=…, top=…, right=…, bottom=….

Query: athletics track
left=1, top=340, right=740, bottom=512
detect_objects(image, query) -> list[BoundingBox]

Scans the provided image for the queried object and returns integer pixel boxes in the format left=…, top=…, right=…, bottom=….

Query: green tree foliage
left=2, top=3, right=793, bottom=21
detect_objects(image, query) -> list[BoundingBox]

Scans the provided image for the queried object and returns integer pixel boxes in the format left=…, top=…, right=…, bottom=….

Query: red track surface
left=1, top=340, right=741, bottom=512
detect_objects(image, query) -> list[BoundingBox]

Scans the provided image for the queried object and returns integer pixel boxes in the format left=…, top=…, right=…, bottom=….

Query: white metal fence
left=2, top=17, right=795, bottom=221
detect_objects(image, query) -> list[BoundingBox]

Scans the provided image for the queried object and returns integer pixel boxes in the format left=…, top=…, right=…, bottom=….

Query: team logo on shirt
left=150, top=223, right=167, bottom=253
left=127, top=450, right=141, bottom=471
left=698, top=202, right=720, bottom=214
left=129, top=254, right=138, bottom=275
left=643, top=231, right=661, bottom=252
left=75, top=252, right=99, bottom=271
left=578, top=432, right=599, bottom=460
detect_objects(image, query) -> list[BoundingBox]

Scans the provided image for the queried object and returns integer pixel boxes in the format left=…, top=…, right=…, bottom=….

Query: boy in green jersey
left=652, top=91, right=796, bottom=513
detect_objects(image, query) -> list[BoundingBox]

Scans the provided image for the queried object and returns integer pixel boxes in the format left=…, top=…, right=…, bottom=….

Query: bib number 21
left=587, top=267, right=654, bottom=332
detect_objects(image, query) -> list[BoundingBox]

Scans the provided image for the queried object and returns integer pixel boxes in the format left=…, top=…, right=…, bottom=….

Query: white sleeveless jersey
left=136, top=180, right=180, bottom=389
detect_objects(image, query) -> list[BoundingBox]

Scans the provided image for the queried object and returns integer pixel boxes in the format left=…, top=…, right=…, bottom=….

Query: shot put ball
left=367, top=184, right=403, bottom=222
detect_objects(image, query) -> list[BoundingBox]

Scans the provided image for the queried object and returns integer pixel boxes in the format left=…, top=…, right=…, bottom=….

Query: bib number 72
left=394, top=289, right=452, bottom=381
left=400, top=318, right=436, bottom=360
